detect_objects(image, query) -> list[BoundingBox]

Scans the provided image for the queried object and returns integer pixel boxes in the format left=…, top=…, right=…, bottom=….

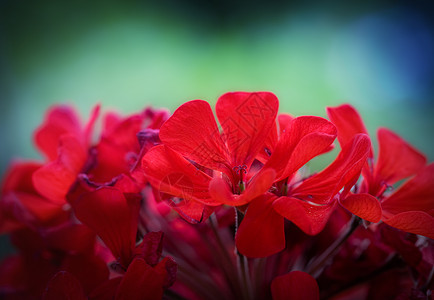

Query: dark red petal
left=73, top=187, right=139, bottom=267
left=33, top=135, right=86, bottom=204
left=154, top=257, right=177, bottom=289
left=383, top=211, right=434, bottom=240
left=339, top=193, right=382, bottom=223
left=140, top=231, right=164, bottom=266
left=61, top=254, right=110, bottom=295
left=34, top=105, right=82, bottom=161
left=271, top=271, right=319, bottom=300
left=236, top=194, right=285, bottom=257
left=326, top=104, right=372, bottom=157
left=381, top=163, right=434, bottom=215
left=88, top=277, right=122, bottom=300
left=159, top=100, right=229, bottom=172
left=264, top=116, right=336, bottom=181
left=43, top=271, right=87, bottom=300
left=142, top=145, right=216, bottom=206
left=44, top=222, right=95, bottom=253
left=115, top=258, right=165, bottom=300
left=216, top=92, right=279, bottom=167
left=273, top=196, right=336, bottom=235
left=292, top=134, right=371, bottom=204
left=375, top=128, right=427, bottom=185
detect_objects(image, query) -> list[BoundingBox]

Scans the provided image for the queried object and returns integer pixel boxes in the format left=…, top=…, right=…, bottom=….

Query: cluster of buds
left=0, top=92, right=432, bottom=300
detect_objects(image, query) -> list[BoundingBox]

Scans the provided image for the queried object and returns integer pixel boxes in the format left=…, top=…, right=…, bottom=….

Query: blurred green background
left=1, top=0, right=434, bottom=255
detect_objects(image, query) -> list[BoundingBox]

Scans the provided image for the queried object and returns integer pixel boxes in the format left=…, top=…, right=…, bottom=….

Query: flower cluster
left=0, top=92, right=433, bottom=300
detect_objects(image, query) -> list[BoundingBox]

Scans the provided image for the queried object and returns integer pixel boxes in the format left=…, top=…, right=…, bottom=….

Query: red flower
left=143, top=92, right=279, bottom=220
left=327, top=104, right=433, bottom=239
left=236, top=133, right=371, bottom=257
left=32, top=104, right=100, bottom=205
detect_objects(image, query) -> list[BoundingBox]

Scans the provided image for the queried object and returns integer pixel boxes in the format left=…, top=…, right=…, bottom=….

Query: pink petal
left=216, top=92, right=279, bottom=167
left=375, top=128, right=426, bottom=185
left=339, top=193, right=382, bottom=223
left=236, top=194, right=285, bottom=257
left=271, top=271, right=319, bottom=300
left=159, top=100, right=229, bottom=172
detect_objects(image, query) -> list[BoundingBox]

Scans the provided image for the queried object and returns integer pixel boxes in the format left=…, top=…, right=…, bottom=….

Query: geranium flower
left=143, top=92, right=279, bottom=221
left=236, top=133, right=372, bottom=257
left=32, top=104, right=100, bottom=205
left=327, top=104, right=433, bottom=239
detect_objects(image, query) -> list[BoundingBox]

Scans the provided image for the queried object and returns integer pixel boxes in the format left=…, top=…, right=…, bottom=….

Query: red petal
left=277, top=113, right=294, bottom=134
left=33, top=135, right=86, bottom=204
left=339, top=193, right=382, bottom=223
left=115, top=258, right=165, bottom=300
left=383, top=211, right=434, bottom=240
left=73, top=187, right=138, bottom=267
left=326, top=104, right=372, bottom=157
left=209, top=168, right=275, bottom=206
left=34, top=105, right=82, bottom=161
left=292, top=134, right=371, bottom=204
left=216, top=92, right=279, bottom=167
left=209, top=176, right=235, bottom=204
left=273, top=196, right=336, bottom=235
left=375, top=128, right=426, bottom=185
left=83, top=103, right=100, bottom=146
left=258, top=113, right=294, bottom=163
left=271, top=271, right=319, bottom=300
left=264, top=116, right=336, bottom=181
left=1, top=161, right=42, bottom=194
left=237, top=168, right=276, bottom=205
left=381, top=163, right=434, bottom=215
left=159, top=100, right=229, bottom=172
left=43, top=271, right=87, bottom=300
left=236, top=194, right=285, bottom=257
left=171, top=199, right=210, bottom=223
left=1, top=161, right=63, bottom=228
left=142, top=145, right=216, bottom=206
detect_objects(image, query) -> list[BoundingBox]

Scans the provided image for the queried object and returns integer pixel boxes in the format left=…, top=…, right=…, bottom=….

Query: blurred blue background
left=0, top=0, right=433, bottom=248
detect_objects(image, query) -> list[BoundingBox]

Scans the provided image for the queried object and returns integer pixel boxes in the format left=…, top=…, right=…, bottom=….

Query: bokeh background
left=1, top=0, right=434, bottom=255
